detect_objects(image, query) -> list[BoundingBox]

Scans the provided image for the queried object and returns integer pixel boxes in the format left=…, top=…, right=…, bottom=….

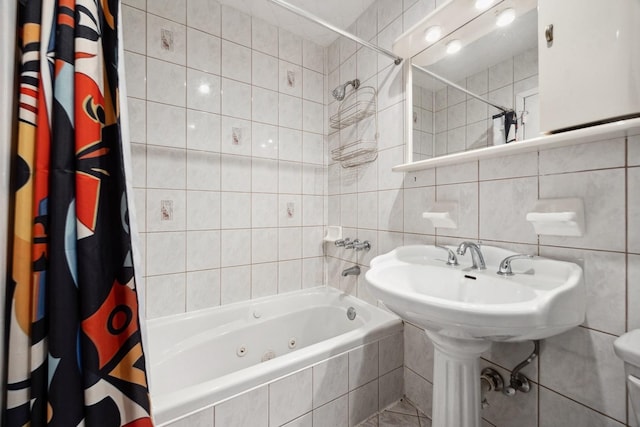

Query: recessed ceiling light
left=474, top=0, right=495, bottom=10
left=496, top=8, right=516, bottom=27
left=446, top=39, right=462, bottom=54
left=424, top=26, right=442, bottom=43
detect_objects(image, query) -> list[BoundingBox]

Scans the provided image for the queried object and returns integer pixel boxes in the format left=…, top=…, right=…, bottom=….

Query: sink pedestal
left=426, top=331, right=492, bottom=427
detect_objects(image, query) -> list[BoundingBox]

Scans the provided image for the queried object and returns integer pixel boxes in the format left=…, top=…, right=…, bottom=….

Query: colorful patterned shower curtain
left=4, top=0, right=153, bottom=425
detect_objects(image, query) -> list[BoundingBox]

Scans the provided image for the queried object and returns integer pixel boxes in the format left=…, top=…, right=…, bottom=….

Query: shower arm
left=412, top=63, right=510, bottom=114
left=268, top=0, right=403, bottom=66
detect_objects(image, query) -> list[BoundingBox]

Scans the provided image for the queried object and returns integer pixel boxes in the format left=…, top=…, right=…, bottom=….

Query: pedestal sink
left=365, top=244, right=585, bottom=427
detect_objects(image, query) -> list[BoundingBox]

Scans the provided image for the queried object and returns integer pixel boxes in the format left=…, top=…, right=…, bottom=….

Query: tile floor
left=358, top=398, right=431, bottom=427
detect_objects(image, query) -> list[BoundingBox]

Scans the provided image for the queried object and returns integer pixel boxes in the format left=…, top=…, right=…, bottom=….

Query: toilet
left=614, top=329, right=640, bottom=425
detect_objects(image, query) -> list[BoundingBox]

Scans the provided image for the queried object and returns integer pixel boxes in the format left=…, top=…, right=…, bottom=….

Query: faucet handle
left=335, top=238, right=351, bottom=247
left=497, top=254, right=534, bottom=276
left=345, top=239, right=359, bottom=249
left=354, top=240, right=371, bottom=251
left=435, top=245, right=458, bottom=266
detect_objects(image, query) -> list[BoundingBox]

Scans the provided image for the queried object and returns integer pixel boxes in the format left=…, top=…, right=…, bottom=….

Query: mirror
left=405, top=0, right=539, bottom=162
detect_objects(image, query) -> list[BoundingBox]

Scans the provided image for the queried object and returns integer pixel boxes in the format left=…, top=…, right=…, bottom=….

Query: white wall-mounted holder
left=526, top=198, right=584, bottom=237
left=422, top=201, right=458, bottom=229
left=323, top=226, right=343, bottom=242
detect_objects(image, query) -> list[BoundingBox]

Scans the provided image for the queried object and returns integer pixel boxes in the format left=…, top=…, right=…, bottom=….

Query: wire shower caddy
left=330, top=85, right=379, bottom=168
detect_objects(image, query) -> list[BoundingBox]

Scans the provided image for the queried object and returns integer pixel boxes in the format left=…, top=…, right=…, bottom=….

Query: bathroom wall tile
left=279, top=128, right=302, bottom=162
left=186, top=230, right=220, bottom=271
left=221, top=40, right=251, bottom=83
left=146, top=273, right=185, bottom=318
left=279, top=29, right=302, bottom=65
left=147, top=102, right=186, bottom=148
left=629, top=134, right=640, bottom=167
left=480, top=362, right=538, bottom=427
left=282, top=413, right=312, bottom=427
left=349, top=379, right=379, bottom=427
left=302, top=39, right=324, bottom=74
left=379, top=332, right=404, bottom=375
left=251, top=157, right=278, bottom=194
left=221, top=116, right=252, bottom=156
left=378, top=189, right=403, bottom=232
left=146, top=189, right=186, bottom=232
left=166, top=406, right=213, bottom=427
left=489, top=57, right=513, bottom=91
left=128, top=98, right=146, bottom=144
left=220, top=265, right=251, bottom=304
left=122, top=0, right=145, bottom=10
left=302, top=195, right=324, bottom=227
left=357, top=191, right=378, bottom=230
left=252, top=87, right=279, bottom=126
left=481, top=340, right=538, bottom=382
left=187, top=69, right=221, bottom=114
left=356, top=2, right=377, bottom=42
left=147, top=58, right=185, bottom=106
left=221, top=5, right=251, bottom=47
left=221, top=78, right=251, bottom=120
left=466, top=97, right=488, bottom=125
left=302, top=257, right=324, bottom=288
left=465, top=121, right=488, bottom=151
left=403, top=0, right=436, bottom=30
left=147, top=146, right=186, bottom=189
left=303, top=101, right=324, bottom=134
left=123, top=6, right=146, bottom=54
left=539, top=387, right=625, bottom=427
left=436, top=161, right=477, bottom=185
left=220, top=154, right=251, bottom=192
left=447, top=102, right=466, bottom=130
left=479, top=151, right=538, bottom=181
left=302, top=132, right=324, bottom=165
left=479, top=177, right=538, bottom=244
left=221, top=229, right=251, bottom=267
left=438, top=182, right=479, bottom=240
left=378, top=103, right=404, bottom=151
left=186, top=151, right=220, bottom=191
left=252, top=123, right=279, bottom=159
left=540, top=327, right=626, bottom=422
left=252, top=193, right=278, bottom=228
left=404, top=367, right=433, bottom=418
left=403, top=187, right=435, bottom=235
left=131, top=143, right=146, bottom=188
left=378, top=0, right=403, bottom=32
left=279, top=94, right=303, bottom=130
left=629, top=254, right=640, bottom=331
left=186, top=269, right=220, bottom=311
left=467, top=69, right=488, bottom=95
left=446, top=127, right=466, bottom=154
left=278, top=227, right=302, bottom=261
left=146, top=14, right=186, bottom=65
left=252, top=228, right=278, bottom=264
left=302, top=68, right=324, bottom=103
left=221, top=192, right=251, bottom=229
left=539, top=169, right=626, bottom=252
left=187, top=110, right=221, bottom=152
left=540, top=246, right=626, bottom=335
left=251, top=262, right=278, bottom=298
left=252, top=51, right=278, bottom=91
left=279, top=61, right=302, bottom=97
left=215, top=386, right=269, bottom=427
left=514, top=47, right=538, bottom=83
left=313, top=353, right=349, bottom=408
left=404, top=322, right=434, bottom=382
left=340, top=194, right=356, bottom=229
left=629, top=167, right=640, bottom=253
left=270, top=368, right=313, bottom=426
left=124, top=52, right=146, bottom=99
left=187, top=29, right=220, bottom=74
left=378, top=146, right=405, bottom=191
left=377, top=64, right=404, bottom=111
left=187, top=0, right=221, bottom=36
left=148, top=0, right=185, bottom=23
left=539, top=138, right=626, bottom=175
left=379, top=367, right=404, bottom=410
left=313, top=395, right=348, bottom=427
left=349, top=342, right=379, bottom=390
left=146, top=232, right=186, bottom=275
left=252, top=17, right=278, bottom=57
left=279, top=161, right=302, bottom=194
left=339, top=34, right=356, bottom=65
left=404, top=169, right=436, bottom=189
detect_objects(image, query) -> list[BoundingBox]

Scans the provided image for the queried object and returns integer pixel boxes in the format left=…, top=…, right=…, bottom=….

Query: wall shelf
left=393, top=117, right=640, bottom=172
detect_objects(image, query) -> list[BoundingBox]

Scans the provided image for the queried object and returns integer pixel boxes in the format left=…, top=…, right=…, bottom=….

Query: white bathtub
left=147, top=286, right=402, bottom=426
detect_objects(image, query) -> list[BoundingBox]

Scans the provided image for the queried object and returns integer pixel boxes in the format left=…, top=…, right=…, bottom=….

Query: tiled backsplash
left=122, top=0, right=327, bottom=319
left=328, top=0, right=639, bottom=426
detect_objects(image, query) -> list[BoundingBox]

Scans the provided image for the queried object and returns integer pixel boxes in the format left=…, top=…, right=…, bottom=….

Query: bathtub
left=147, top=286, right=402, bottom=426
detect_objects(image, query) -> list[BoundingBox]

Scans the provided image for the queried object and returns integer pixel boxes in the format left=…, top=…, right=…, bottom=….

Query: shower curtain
left=4, top=0, right=153, bottom=425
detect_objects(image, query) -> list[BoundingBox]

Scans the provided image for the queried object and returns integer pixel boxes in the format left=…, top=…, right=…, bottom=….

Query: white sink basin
left=365, top=245, right=586, bottom=342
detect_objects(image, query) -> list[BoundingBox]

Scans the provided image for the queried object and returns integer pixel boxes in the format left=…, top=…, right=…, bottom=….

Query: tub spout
left=342, top=266, right=360, bottom=277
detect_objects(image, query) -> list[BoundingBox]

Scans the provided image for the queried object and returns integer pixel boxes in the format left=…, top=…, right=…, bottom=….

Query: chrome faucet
left=497, top=254, right=534, bottom=276
left=457, top=241, right=486, bottom=270
left=342, top=265, right=361, bottom=277
left=435, top=245, right=458, bottom=266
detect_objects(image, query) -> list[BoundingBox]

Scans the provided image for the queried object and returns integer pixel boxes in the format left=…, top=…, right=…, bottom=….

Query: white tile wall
left=123, top=0, right=327, bottom=320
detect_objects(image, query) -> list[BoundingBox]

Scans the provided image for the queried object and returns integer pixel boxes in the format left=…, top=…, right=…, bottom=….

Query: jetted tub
left=147, top=286, right=402, bottom=425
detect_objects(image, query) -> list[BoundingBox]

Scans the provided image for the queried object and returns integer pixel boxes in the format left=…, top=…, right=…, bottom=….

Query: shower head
left=332, top=79, right=361, bottom=101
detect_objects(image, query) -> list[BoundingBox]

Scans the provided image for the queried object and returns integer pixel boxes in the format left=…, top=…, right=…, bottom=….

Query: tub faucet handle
left=345, top=239, right=358, bottom=249
left=353, top=240, right=371, bottom=251
left=335, top=238, right=351, bottom=247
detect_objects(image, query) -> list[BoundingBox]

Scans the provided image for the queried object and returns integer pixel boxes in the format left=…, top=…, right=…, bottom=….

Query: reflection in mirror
left=409, top=3, right=539, bottom=162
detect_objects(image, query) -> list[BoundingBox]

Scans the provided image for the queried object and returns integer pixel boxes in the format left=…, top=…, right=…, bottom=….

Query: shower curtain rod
left=412, top=63, right=510, bottom=113
left=268, top=0, right=403, bottom=66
